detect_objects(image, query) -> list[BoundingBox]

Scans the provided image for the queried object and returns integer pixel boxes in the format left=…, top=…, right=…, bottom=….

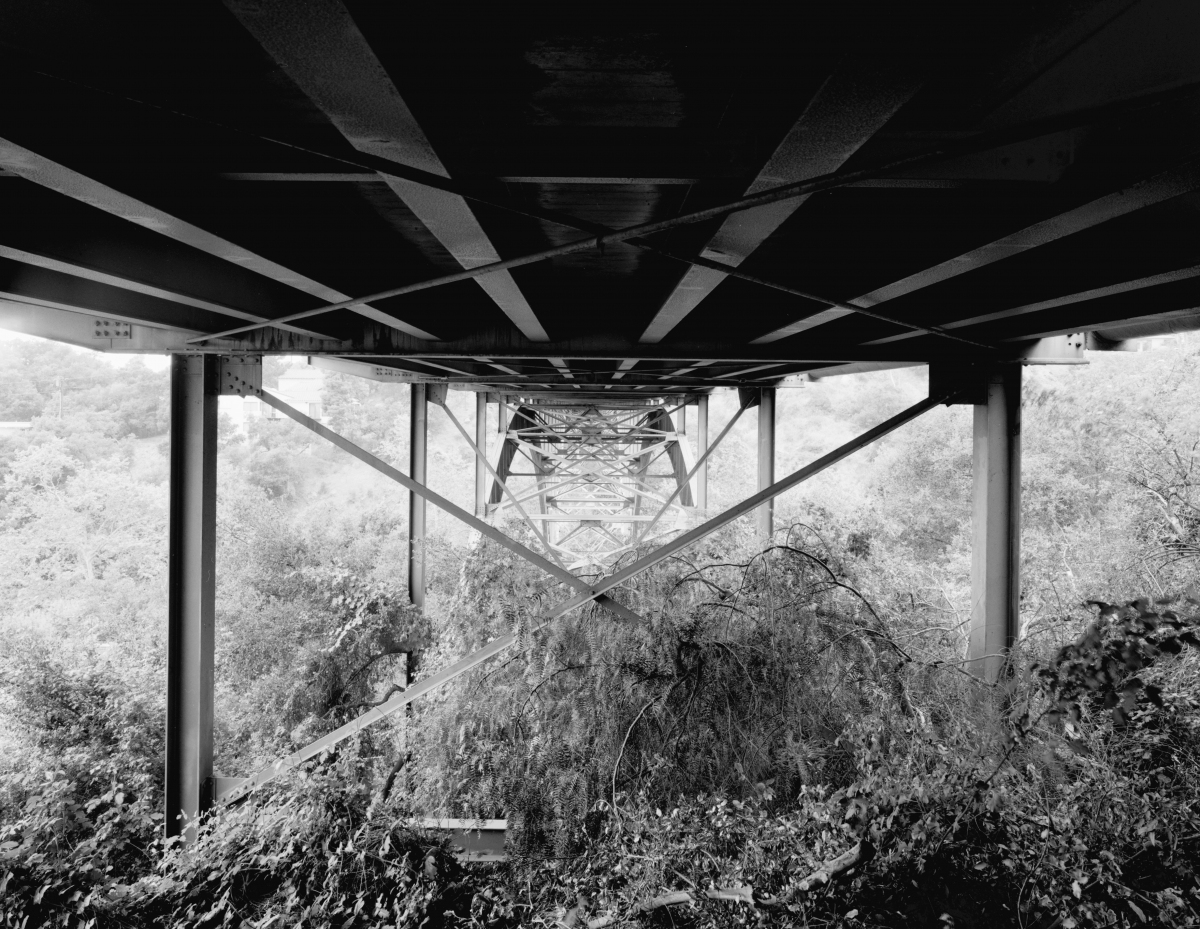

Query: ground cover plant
left=3, top=537, right=1197, bottom=927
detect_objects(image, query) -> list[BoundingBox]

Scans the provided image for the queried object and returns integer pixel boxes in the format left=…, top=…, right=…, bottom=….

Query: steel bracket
left=427, top=383, right=449, bottom=406
left=219, top=355, right=263, bottom=395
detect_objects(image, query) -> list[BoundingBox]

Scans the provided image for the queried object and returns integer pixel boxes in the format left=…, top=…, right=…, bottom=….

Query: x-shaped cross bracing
left=216, top=383, right=952, bottom=804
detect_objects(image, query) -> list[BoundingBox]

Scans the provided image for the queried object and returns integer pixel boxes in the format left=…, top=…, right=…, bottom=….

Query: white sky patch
left=0, top=329, right=170, bottom=370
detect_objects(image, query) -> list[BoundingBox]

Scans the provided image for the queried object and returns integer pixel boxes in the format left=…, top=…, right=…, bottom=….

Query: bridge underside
left=2, top=0, right=1199, bottom=836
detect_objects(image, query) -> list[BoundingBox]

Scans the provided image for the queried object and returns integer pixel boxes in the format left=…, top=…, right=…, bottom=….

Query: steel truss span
left=489, top=401, right=695, bottom=569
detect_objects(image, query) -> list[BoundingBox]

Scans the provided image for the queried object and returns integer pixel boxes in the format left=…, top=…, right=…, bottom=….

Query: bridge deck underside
left=0, top=1, right=1199, bottom=384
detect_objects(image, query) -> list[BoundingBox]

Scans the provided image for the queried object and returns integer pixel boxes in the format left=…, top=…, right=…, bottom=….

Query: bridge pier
left=968, top=365, right=1022, bottom=682
left=409, top=384, right=427, bottom=610
left=696, top=396, right=709, bottom=509
left=475, top=393, right=488, bottom=517
left=165, top=355, right=218, bottom=842
left=757, top=387, right=776, bottom=542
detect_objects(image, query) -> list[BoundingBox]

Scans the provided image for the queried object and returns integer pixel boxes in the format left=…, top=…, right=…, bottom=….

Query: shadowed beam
left=973, top=0, right=1200, bottom=131
left=0, top=244, right=335, bottom=340
left=865, top=264, right=1200, bottom=345
left=639, top=63, right=924, bottom=344
left=0, top=136, right=438, bottom=341
left=718, top=363, right=787, bottom=379
left=800, top=360, right=926, bottom=379
left=1002, top=310, right=1200, bottom=343
left=187, top=81, right=1200, bottom=345
left=0, top=295, right=333, bottom=353
left=752, top=155, right=1200, bottom=344
left=224, top=0, right=550, bottom=342
left=1091, top=307, right=1200, bottom=341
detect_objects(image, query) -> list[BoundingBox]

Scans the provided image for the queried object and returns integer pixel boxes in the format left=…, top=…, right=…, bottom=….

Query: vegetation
left=1, top=336, right=1199, bottom=927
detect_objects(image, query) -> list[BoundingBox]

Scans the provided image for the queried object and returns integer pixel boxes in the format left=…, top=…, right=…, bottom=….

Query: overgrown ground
left=2, top=338, right=1200, bottom=926
left=3, top=534, right=1199, bottom=927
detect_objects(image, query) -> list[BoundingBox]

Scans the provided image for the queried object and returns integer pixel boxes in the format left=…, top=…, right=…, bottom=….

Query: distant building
left=220, top=364, right=325, bottom=434
left=274, top=365, right=325, bottom=418
left=0, top=422, right=32, bottom=438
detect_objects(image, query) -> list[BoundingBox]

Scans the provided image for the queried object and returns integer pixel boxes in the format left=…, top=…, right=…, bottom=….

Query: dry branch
left=562, top=839, right=874, bottom=926
left=794, top=839, right=874, bottom=892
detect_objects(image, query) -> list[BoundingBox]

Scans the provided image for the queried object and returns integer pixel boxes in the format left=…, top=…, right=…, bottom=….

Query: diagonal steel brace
left=218, top=386, right=955, bottom=803
left=247, top=384, right=645, bottom=626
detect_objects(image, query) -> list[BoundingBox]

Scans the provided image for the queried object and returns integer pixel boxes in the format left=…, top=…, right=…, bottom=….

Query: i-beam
left=409, top=384, right=427, bottom=610
left=968, top=366, right=1022, bottom=682
left=165, top=356, right=218, bottom=842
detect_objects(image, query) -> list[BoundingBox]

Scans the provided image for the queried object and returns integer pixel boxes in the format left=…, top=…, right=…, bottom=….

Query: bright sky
left=0, top=328, right=172, bottom=370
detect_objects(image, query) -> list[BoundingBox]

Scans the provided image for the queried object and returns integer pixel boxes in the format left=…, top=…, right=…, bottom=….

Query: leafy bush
left=125, top=765, right=486, bottom=929
left=5, top=532, right=1200, bottom=928
left=0, top=642, right=164, bottom=928
left=490, top=598, right=1200, bottom=929
left=411, top=528, right=921, bottom=855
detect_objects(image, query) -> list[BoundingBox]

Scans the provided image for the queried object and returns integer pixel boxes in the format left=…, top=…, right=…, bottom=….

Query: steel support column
left=969, top=366, right=1022, bottom=682
left=757, top=387, right=776, bottom=541
left=409, top=384, right=427, bottom=609
left=165, top=355, right=218, bottom=842
left=475, top=393, right=488, bottom=517
left=696, top=397, right=709, bottom=509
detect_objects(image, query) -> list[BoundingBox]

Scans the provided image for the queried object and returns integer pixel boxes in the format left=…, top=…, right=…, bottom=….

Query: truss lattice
left=489, top=402, right=695, bottom=570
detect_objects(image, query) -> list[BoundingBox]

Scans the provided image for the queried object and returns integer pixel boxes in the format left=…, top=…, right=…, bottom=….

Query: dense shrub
left=4, top=537, right=1200, bottom=927
left=410, top=527, right=907, bottom=854
left=5, top=342, right=1200, bottom=926
left=0, top=643, right=164, bottom=928
left=480, top=597, right=1200, bottom=929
